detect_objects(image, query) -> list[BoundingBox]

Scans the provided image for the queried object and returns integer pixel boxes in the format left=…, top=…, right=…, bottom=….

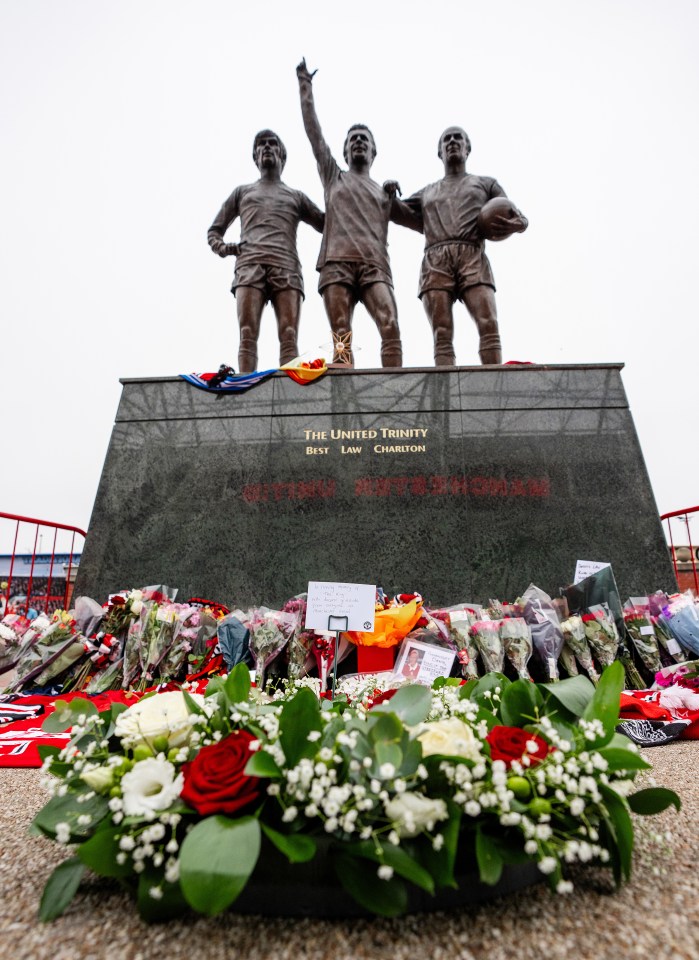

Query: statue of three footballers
left=207, top=61, right=528, bottom=372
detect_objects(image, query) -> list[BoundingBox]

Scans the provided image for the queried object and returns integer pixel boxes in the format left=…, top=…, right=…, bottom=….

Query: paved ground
left=0, top=742, right=697, bottom=960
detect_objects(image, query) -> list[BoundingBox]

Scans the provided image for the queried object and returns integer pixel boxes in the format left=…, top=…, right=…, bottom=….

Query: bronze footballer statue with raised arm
left=296, top=59, right=415, bottom=368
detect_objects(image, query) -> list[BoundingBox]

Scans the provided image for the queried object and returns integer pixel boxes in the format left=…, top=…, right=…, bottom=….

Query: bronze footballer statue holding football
left=392, top=126, right=528, bottom=366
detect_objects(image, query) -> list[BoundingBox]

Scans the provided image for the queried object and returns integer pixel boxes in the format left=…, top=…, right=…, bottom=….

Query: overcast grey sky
left=2, top=0, right=698, bottom=551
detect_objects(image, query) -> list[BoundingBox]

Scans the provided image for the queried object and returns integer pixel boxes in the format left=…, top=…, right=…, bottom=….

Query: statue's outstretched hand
left=296, top=58, right=317, bottom=82
left=383, top=180, right=402, bottom=199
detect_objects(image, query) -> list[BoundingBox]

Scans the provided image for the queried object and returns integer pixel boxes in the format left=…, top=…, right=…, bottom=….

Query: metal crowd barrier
left=0, top=512, right=86, bottom=616
left=660, top=506, right=699, bottom=594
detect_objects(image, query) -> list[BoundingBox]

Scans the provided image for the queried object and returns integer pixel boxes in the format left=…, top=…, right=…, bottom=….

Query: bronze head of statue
left=342, top=124, right=377, bottom=167
left=252, top=129, right=287, bottom=173
left=437, top=126, right=472, bottom=167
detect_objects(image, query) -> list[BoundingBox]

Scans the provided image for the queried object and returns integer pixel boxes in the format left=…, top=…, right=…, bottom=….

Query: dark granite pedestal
left=75, top=365, right=676, bottom=607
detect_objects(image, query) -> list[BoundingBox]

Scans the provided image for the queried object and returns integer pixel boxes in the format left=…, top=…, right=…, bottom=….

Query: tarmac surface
left=0, top=741, right=697, bottom=960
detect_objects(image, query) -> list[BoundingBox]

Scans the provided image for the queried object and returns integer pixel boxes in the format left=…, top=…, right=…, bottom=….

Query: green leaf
left=137, top=867, right=189, bottom=923
left=475, top=827, right=504, bottom=886
left=416, top=800, right=461, bottom=889
left=279, top=687, right=322, bottom=767
left=332, top=849, right=408, bottom=917
left=539, top=674, right=595, bottom=718
left=38, top=857, right=85, bottom=921
left=110, top=701, right=129, bottom=722
left=606, top=731, right=639, bottom=750
left=468, top=673, right=511, bottom=713
left=500, top=679, right=543, bottom=727
left=37, top=745, right=72, bottom=778
left=371, top=684, right=432, bottom=725
left=374, top=741, right=403, bottom=774
left=225, top=663, right=251, bottom=704
left=345, top=839, right=434, bottom=894
left=398, top=736, right=423, bottom=778
left=33, top=790, right=109, bottom=840
left=104, top=701, right=129, bottom=738
left=596, top=747, right=651, bottom=772
left=77, top=827, right=133, bottom=878
left=583, top=661, right=624, bottom=746
left=204, top=676, right=225, bottom=699
left=244, top=749, right=282, bottom=778
left=182, top=689, right=206, bottom=715
left=369, top=711, right=403, bottom=743
left=458, top=678, right=478, bottom=700
left=529, top=715, right=576, bottom=747
left=42, top=698, right=99, bottom=733
left=627, top=787, right=681, bottom=815
left=179, top=815, right=261, bottom=916
left=261, top=824, right=317, bottom=863
left=473, top=705, right=498, bottom=732
left=599, top=783, right=634, bottom=882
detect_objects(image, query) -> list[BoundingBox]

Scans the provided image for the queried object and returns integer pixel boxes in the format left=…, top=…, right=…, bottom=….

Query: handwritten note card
left=305, top=581, right=376, bottom=633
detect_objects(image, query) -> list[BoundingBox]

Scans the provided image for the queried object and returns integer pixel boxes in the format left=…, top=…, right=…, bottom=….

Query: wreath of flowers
left=34, top=662, right=679, bottom=922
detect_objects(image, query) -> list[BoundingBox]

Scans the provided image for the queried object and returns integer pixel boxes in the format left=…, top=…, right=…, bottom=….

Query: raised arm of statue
left=296, top=58, right=336, bottom=183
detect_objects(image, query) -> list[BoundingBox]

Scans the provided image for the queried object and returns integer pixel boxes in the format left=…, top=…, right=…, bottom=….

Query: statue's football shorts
left=418, top=241, right=496, bottom=300
left=232, top=263, right=304, bottom=302
left=318, top=260, right=393, bottom=299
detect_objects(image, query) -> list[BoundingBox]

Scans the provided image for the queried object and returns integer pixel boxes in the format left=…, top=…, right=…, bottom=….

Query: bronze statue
left=402, top=126, right=528, bottom=366
left=207, top=130, right=324, bottom=372
left=296, top=59, right=412, bottom=367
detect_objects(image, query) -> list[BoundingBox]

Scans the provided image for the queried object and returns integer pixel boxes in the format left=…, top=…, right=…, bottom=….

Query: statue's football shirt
left=314, top=144, right=395, bottom=275
left=208, top=181, right=323, bottom=270
left=406, top=174, right=505, bottom=247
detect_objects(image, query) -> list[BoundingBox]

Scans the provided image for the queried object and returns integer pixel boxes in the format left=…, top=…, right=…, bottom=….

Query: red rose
left=180, top=730, right=261, bottom=816
left=486, top=726, right=551, bottom=768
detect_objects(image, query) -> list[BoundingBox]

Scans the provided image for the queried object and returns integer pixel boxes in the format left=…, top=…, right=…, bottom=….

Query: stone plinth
left=74, top=365, right=675, bottom=607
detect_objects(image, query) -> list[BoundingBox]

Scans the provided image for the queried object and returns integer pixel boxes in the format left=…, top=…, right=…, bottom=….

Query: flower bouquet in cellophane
left=560, top=615, right=599, bottom=684
left=247, top=607, right=295, bottom=690
left=429, top=605, right=480, bottom=679
left=469, top=619, right=504, bottom=673
left=623, top=598, right=662, bottom=679
left=499, top=617, right=533, bottom=680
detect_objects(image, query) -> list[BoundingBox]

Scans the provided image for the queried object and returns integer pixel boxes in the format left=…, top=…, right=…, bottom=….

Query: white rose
left=416, top=718, right=482, bottom=762
left=115, top=691, right=205, bottom=749
left=121, top=757, right=183, bottom=817
left=384, top=791, right=448, bottom=838
left=80, top=764, right=115, bottom=792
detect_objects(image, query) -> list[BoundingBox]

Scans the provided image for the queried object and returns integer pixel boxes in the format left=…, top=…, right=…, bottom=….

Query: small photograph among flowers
left=392, top=637, right=455, bottom=686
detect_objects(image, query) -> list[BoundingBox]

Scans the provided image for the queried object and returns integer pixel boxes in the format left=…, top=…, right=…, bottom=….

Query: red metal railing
left=660, top=506, right=699, bottom=594
left=1, top=512, right=86, bottom=617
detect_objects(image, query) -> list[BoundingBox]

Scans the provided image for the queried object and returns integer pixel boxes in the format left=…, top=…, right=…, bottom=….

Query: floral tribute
left=34, top=661, right=679, bottom=922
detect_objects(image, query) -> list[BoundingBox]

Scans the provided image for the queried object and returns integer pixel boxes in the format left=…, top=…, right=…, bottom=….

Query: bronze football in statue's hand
left=477, top=197, right=528, bottom=241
